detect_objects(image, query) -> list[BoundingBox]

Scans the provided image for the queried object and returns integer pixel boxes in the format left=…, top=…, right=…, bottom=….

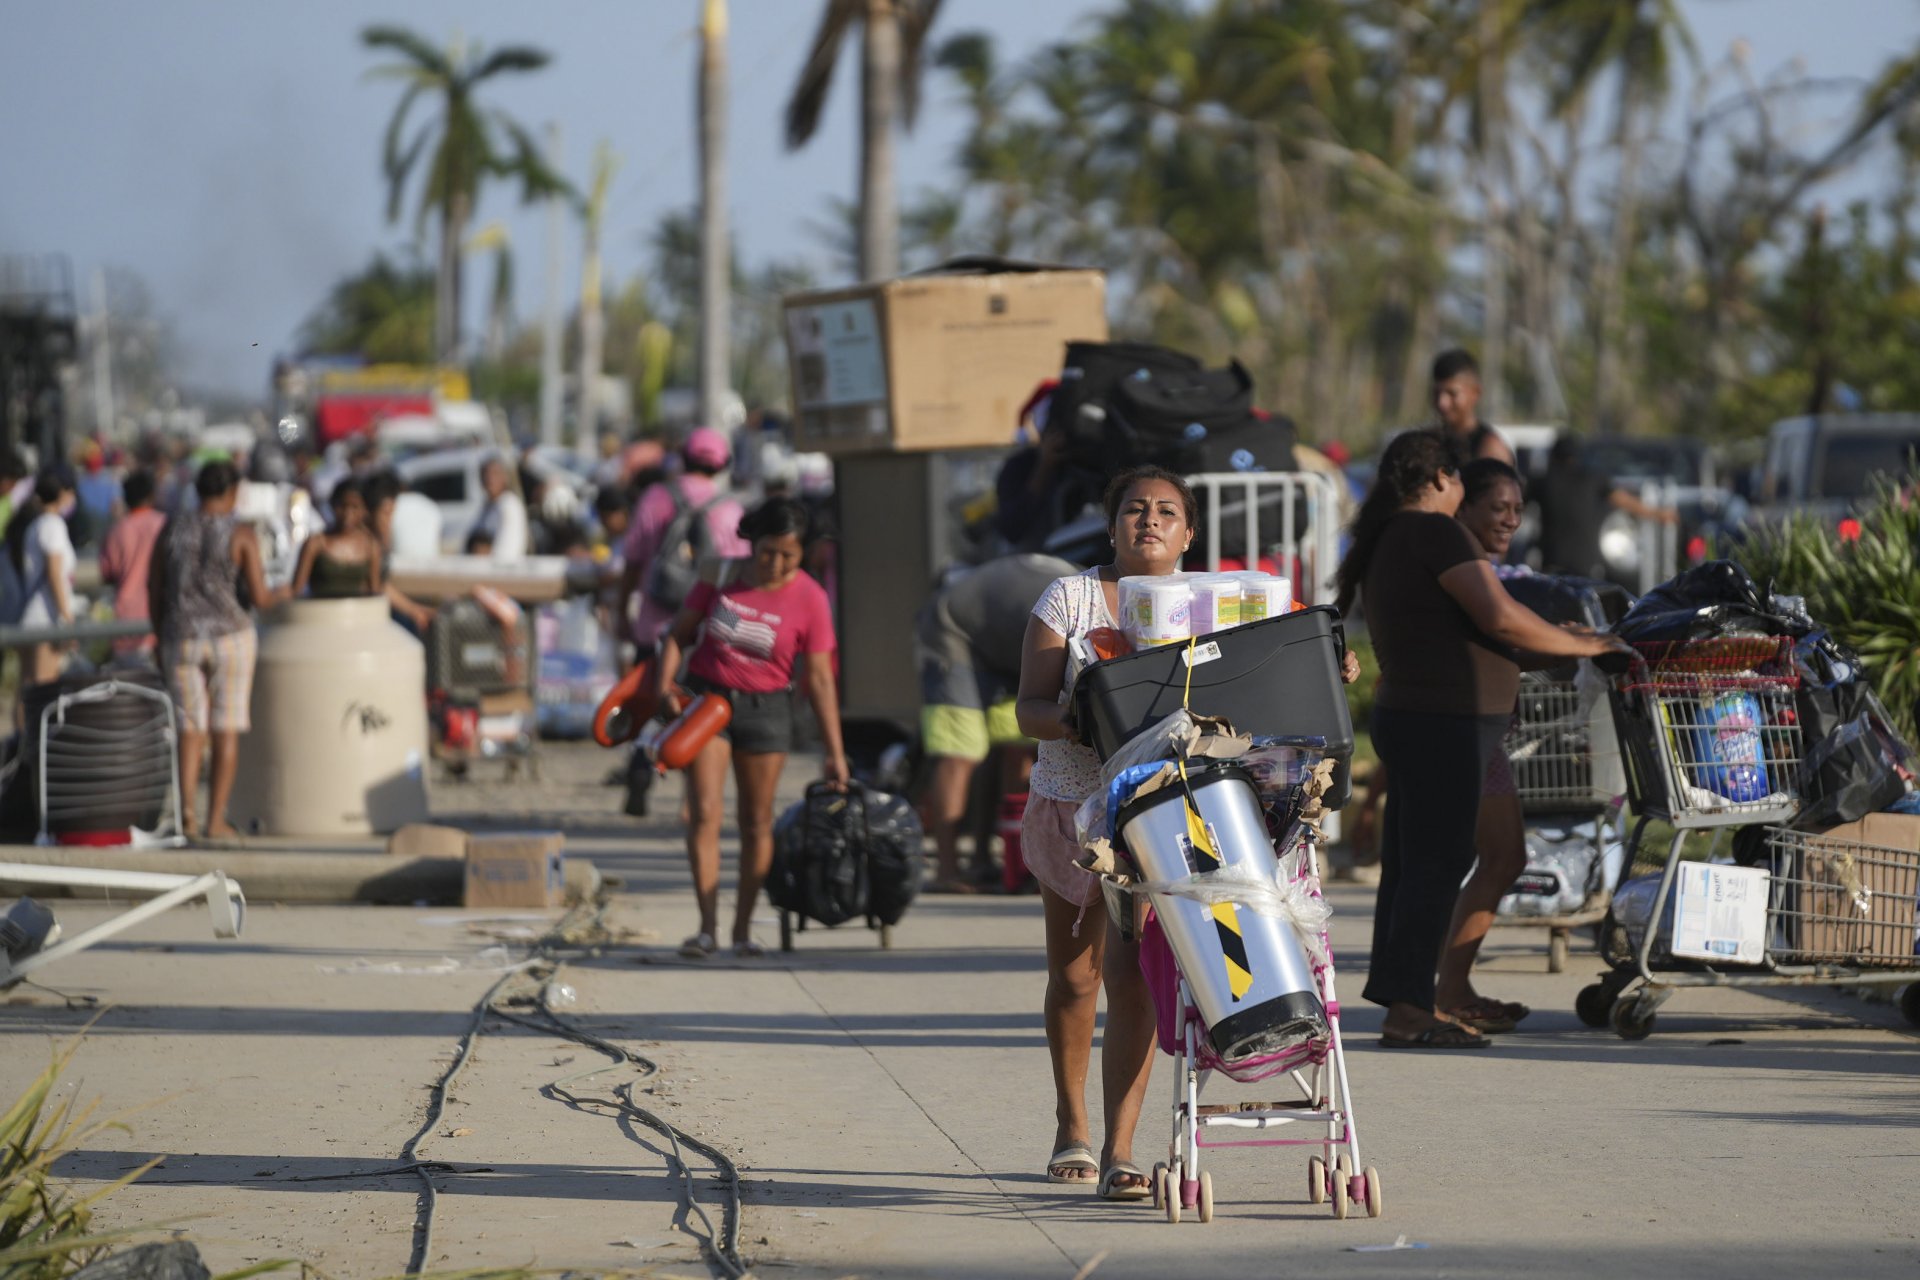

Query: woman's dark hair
left=123, top=469, right=157, bottom=510
left=1333, top=431, right=1463, bottom=615
left=1102, top=465, right=1198, bottom=528
left=738, top=496, right=810, bottom=544
left=1460, top=458, right=1522, bottom=506
left=362, top=469, right=404, bottom=509
left=195, top=460, right=240, bottom=502
left=329, top=476, right=365, bottom=512
left=5, top=468, right=73, bottom=575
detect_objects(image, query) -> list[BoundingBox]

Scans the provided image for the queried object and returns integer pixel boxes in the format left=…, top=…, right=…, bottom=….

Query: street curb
left=0, top=844, right=601, bottom=906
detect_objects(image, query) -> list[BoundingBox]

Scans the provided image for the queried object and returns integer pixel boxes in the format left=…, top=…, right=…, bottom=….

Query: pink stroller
left=1128, top=761, right=1380, bottom=1224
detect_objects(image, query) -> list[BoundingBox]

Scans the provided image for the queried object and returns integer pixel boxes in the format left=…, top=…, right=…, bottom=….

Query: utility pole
left=89, top=267, right=114, bottom=438
left=697, top=0, right=731, bottom=431
left=537, top=123, right=566, bottom=449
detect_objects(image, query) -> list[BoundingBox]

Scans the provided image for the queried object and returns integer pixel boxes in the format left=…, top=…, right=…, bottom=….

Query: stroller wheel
left=1331, top=1169, right=1351, bottom=1220
left=1197, top=1171, right=1214, bottom=1224
left=1307, top=1155, right=1327, bottom=1205
left=1152, top=1163, right=1167, bottom=1210
left=1364, top=1166, right=1384, bottom=1219
left=1165, top=1184, right=1181, bottom=1224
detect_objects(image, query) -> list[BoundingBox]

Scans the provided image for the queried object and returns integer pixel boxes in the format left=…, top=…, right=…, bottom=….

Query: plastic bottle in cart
left=1701, top=691, right=1769, bottom=803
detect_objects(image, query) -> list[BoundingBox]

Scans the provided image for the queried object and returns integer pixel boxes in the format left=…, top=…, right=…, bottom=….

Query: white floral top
left=1029, top=568, right=1119, bottom=803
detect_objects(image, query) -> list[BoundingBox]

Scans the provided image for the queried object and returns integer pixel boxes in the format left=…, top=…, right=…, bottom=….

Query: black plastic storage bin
left=1072, top=605, right=1354, bottom=808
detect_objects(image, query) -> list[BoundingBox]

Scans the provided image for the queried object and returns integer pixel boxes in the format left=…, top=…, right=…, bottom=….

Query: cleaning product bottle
left=1701, top=691, right=1768, bottom=802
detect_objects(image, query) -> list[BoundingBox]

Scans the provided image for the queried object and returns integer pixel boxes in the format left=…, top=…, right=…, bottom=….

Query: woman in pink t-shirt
left=654, top=498, right=848, bottom=959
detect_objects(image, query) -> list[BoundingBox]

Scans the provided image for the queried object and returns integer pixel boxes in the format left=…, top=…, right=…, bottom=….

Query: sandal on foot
left=1443, top=999, right=1524, bottom=1034
left=1098, top=1161, right=1153, bottom=1201
left=1047, top=1144, right=1098, bottom=1185
left=733, top=939, right=767, bottom=959
left=677, top=932, right=717, bottom=959
left=1379, top=1023, right=1490, bottom=1050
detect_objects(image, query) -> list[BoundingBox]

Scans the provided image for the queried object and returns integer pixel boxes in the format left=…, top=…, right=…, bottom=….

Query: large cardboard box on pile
left=783, top=261, right=1107, bottom=455
left=1792, top=812, right=1920, bottom=966
left=464, top=831, right=566, bottom=909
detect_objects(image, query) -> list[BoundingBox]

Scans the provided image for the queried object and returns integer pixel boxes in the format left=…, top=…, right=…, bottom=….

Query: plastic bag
left=1126, top=838, right=1332, bottom=967
left=1614, top=560, right=1800, bottom=645
left=1791, top=714, right=1913, bottom=832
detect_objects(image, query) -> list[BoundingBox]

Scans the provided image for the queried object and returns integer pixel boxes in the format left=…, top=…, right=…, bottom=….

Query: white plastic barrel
left=229, top=597, right=430, bottom=836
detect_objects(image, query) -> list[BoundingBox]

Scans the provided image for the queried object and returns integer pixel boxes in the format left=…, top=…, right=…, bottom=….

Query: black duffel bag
left=768, top=781, right=924, bottom=930
left=1055, top=342, right=1261, bottom=474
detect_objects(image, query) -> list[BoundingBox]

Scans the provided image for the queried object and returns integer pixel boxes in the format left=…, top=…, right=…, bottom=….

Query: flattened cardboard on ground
left=386, top=823, right=470, bottom=859
left=783, top=261, right=1108, bottom=454
left=465, top=832, right=566, bottom=909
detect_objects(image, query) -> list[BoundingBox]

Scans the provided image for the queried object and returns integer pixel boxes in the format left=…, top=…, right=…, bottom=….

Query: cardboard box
left=1670, top=863, right=1770, bottom=965
left=1791, top=813, right=1920, bottom=966
left=783, top=262, right=1108, bottom=454
left=387, top=823, right=470, bottom=859
left=464, top=832, right=566, bottom=909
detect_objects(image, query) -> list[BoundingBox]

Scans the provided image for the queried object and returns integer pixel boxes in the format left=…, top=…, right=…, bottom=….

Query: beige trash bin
left=230, top=597, right=430, bottom=836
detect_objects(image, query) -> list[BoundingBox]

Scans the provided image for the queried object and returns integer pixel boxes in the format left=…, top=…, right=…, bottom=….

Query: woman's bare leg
left=1099, top=906, right=1156, bottom=1189
left=1041, top=884, right=1102, bottom=1180
left=729, top=750, right=787, bottom=945
left=684, top=734, right=732, bottom=939
left=1436, top=792, right=1527, bottom=1009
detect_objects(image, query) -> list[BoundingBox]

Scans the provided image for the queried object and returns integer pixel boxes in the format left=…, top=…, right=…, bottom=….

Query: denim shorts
left=685, top=675, right=795, bottom=756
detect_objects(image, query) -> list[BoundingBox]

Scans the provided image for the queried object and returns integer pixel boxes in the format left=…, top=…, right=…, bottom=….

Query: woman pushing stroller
left=1015, top=465, right=1359, bottom=1200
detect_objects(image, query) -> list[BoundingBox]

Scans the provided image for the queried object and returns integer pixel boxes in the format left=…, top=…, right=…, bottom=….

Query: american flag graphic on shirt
left=708, top=598, right=780, bottom=661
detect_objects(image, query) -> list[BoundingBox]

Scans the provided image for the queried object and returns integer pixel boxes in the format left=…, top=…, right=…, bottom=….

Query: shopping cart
left=1570, top=636, right=1907, bottom=1037
left=1494, top=670, right=1628, bottom=971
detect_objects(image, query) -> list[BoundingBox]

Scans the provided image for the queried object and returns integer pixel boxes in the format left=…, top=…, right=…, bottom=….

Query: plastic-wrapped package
left=768, top=782, right=924, bottom=928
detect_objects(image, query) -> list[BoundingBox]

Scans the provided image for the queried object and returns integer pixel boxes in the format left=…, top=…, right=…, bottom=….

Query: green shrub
left=1733, top=475, right=1920, bottom=745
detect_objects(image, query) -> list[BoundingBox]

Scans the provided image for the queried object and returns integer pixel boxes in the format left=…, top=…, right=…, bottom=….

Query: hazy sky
left=1, top=0, right=1907, bottom=397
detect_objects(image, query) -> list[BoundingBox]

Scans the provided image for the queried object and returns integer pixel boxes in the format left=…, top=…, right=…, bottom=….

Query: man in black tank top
left=1431, top=348, right=1515, bottom=467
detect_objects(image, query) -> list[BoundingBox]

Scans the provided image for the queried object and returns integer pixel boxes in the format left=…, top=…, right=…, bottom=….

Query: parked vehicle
left=396, top=446, right=589, bottom=553
left=1755, top=413, right=1920, bottom=527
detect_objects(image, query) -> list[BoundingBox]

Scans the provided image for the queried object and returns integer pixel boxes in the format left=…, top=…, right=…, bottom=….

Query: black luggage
left=1054, top=342, right=1274, bottom=475
left=768, top=781, right=924, bottom=951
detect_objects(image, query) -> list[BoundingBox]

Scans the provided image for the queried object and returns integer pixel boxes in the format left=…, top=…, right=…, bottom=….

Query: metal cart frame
left=1496, top=670, right=1628, bottom=971
left=1571, top=639, right=1920, bottom=1037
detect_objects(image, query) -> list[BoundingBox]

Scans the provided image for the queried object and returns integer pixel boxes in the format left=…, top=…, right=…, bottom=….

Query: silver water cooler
left=1117, top=760, right=1327, bottom=1062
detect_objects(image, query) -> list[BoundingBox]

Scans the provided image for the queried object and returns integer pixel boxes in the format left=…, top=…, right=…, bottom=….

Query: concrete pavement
left=3, top=741, right=1917, bottom=1278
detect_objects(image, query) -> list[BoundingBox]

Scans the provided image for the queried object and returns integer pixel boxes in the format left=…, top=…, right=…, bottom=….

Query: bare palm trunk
left=860, top=0, right=900, bottom=280
left=698, top=0, right=732, bottom=429
left=1477, top=0, right=1507, bottom=422
left=577, top=222, right=604, bottom=449
left=1593, top=113, right=1645, bottom=434
left=436, top=191, right=469, bottom=365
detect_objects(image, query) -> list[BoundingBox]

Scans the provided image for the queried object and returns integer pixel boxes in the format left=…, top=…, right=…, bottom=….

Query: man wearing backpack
left=616, top=427, right=749, bottom=654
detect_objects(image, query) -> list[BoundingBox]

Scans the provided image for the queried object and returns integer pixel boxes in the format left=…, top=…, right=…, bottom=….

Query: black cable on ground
left=399, top=901, right=751, bottom=1279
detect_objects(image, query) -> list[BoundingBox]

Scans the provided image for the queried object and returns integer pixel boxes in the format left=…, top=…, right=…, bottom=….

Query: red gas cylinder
left=592, top=656, right=661, bottom=748
left=650, top=693, right=733, bottom=772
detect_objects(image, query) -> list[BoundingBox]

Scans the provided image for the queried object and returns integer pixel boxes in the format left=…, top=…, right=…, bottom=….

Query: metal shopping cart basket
left=1495, top=669, right=1628, bottom=972
left=1569, top=637, right=1920, bottom=1037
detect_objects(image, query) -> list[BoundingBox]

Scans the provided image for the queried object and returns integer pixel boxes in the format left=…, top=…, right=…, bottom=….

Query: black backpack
left=642, top=481, right=723, bottom=613
left=769, top=782, right=924, bottom=928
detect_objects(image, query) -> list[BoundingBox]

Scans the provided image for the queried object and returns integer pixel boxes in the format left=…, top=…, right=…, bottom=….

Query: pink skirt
left=1019, top=793, right=1101, bottom=907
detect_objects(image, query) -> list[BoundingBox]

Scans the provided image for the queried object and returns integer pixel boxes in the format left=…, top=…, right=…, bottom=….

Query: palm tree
left=1523, top=0, right=1696, bottom=432
left=784, top=0, right=945, bottom=280
left=361, top=25, right=568, bottom=364
left=698, top=0, right=731, bottom=431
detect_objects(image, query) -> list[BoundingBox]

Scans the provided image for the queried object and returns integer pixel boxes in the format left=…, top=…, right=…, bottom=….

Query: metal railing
left=1185, top=471, right=1345, bottom=607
